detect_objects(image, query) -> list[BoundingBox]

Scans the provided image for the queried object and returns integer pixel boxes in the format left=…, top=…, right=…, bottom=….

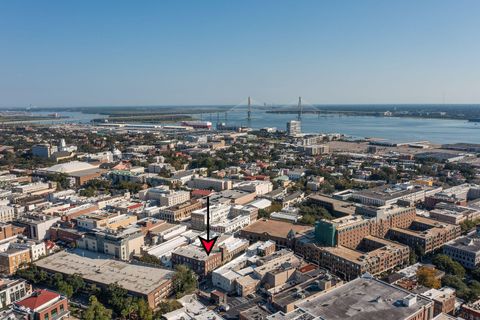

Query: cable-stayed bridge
left=200, top=97, right=322, bottom=123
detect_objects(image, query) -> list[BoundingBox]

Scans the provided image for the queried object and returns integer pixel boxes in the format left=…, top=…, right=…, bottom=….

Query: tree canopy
left=298, top=203, right=333, bottom=225
left=84, top=296, right=113, bottom=320
left=416, top=266, right=441, bottom=289
left=173, top=264, right=198, bottom=298
left=432, top=254, right=466, bottom=278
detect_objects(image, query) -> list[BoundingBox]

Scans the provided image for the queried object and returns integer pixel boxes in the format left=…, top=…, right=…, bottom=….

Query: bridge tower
left=247, top=96, right=252, bottom=121
left=297, top=96, right=303, bottom=120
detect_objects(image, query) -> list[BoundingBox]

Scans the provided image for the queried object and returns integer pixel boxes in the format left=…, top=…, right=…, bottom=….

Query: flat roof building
left=157, top=199, right=202, bottom=223
left=305, top=236, right=410, bottom=281
left=443, top=229, right=480, bottom=269
left=460, top=298, right=480, bottom=320
left=14, top=214, right=62, bottom=240
left=76, top=226, right=144, bottom=261
left=271, top=274, right=434, bottom=320
left=308, top=194, right=357, bottom=216
left=209, top=189, right=256, bottom=205
left=271, top=270, right=343, bottom=313
left=171, top=245, right=222, bottom=277
left=240, top=219, right=312, bottom=249
left=388, top=217, right=461, bottom=254
left=35, top=250, right=175, bottom=309
left=430, top=203, right=480, bottom=225
left=352, top=184, right=441, bottom=207
left=162, top=294, right=223, bottom=320
left=187, top=177, right=232, bottom=192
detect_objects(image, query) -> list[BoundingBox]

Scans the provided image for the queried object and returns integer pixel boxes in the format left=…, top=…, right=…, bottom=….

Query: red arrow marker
left=198, top=196, right=218, bottom=256
left=199, top=236, right=218, bottom=256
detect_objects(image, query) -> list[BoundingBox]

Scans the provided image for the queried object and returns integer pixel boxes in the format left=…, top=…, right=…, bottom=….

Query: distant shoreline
left=266, top=109, right=478, bottom=122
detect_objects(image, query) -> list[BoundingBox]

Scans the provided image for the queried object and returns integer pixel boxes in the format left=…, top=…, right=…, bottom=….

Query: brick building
left=239, top=219, right=312, bottom=249
left=157, top=200, right=203, bottom=223
left=14, top=289, right=69, bottom=320
left=171, top=246, right=222, bottom=277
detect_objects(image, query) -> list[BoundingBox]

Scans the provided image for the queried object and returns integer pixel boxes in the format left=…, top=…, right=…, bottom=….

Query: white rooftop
left=247, top=198, right=272, bottom=209
left=163, top=295, right=224, bottom=320
left=45, top=161, right=97, bottom=174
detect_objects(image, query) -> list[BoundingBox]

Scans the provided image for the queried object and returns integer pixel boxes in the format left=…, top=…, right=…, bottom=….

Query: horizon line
left=2, top=102, right=480, bottom=109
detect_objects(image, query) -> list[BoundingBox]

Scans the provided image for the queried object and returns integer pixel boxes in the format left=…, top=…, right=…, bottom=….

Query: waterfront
left=25, top=109, right=480, bottom=144
left=202, top=110, right=480, bottom=144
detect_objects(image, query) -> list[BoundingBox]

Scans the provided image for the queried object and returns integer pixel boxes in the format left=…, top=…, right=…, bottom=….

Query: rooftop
left=431, top=203, right=479, bottom=218
left=332, top=215, right=369, bottom=229
left=397, top=263, right=440, bottom=279
left=272, top=271, right=342, bottom=309
left=173, top=245, right=217, bottom=261
left=35, top=250, right=174, bottom=296
left=267, top=309, right=316, bottom=320
left=44, top=161, right=97, bottom=174
left=296, top=275, right=432, bottom=319
left=241, top=219, right=312, bottom=239
left=444, top=232, right=480, bottom=252
left=162, top=294, right=223, bottom=320
left=354, top=184, right=437, bottom=201
left=15, top=289, right=61, bottom=311
left=240, top=306, right=271, bottom=320
left=308, top=194, right=357, bottom=215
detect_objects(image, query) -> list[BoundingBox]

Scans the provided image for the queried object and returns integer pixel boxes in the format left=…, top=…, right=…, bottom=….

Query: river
left=28, top=109, right=480, bottom=144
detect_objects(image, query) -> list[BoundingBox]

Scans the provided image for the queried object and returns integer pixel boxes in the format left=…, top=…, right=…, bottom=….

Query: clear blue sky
left=1, top=0, right=480, bottom=107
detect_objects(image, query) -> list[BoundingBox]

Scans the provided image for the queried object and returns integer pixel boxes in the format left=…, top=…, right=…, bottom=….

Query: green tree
left=173, top=265, right=198, bottom=298
left=370, top=167, right=398, bottom=182
left=416, top=266, right=441, bottom=289
left=441, top=274, right=467, bottom=291
left=441, top=275, right=475, bottom=301
left=299, top=214, right=316, bottom=225
left=460, top=219, right=480, bottom=234
left=472, top=267, right=480, bottom=281
left=432, top=254, right=466, bottom=278
left=298, top=204, right=333, bottom=225
left=57, top=281, right=74, bottom=298
left=257, top=202, right=283, bottom=219
left=409, top=250, right=418, bottom=264
left=120, top=296, right=136, bottom=319
left=414, top=244, right=425, bottom=259
left=67, top=274, right=85, bottom=293
left=98, top=282, right=153, bottom=318
left=51, top=173, right=71, bottom=190
left=52, top=272, right=64, bottom=287
left=84, top=178, right=112, bottom=191
left=136, top=298, right=153, bottom=320
left=84, top=296, right=113, bottom=320
left=320, top=182, right=335, bottom=194
left=79, top=187, right=96, bottom=197
left=156, top=300, right=183, bottom=316
left=470, top=280, right=480, bottom=298
left=87, top=284, right=101, bottom=296
left=103, top=283, right=129, bottom=315
left=258, top=209, right=269, bottom=219
left=15, top=263, right=39, bottom=283
left=137, top=253, right=162, bottom=266
left=116, top=181, right=143, bottom=194
left=39, top=270, right=48, bottom=283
